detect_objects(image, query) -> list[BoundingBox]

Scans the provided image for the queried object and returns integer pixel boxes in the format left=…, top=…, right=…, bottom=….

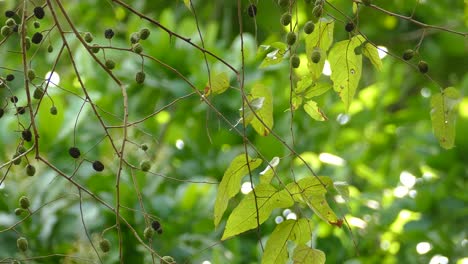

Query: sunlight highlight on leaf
left=430, top=87, right=461, bottom=149
left=259, top=42, right=288, bottom=68
left=293, top=245, right=326, bottom=264
left=304, top=100, right=327, bottom=121
left=362, top=42, right=383, bottom=71
left=205, top=72, right=230, bottom=96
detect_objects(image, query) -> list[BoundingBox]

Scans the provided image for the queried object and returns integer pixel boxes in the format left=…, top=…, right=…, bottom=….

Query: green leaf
left=259, top=157, right=280, bottom=185
left=430, top=87, right=462, bottom=149
left=305, top=19, right=334, bottom=81
left=183, top=0, right=192, bottom=11
left=222, top=184, right=293, bottom=240
left=205, top=72, right=230, bottom=96
left=308, top=194, right=342, bottom=227
left=250, top=84, right=274, bottom=136
left=304, top=100, right=327, bottom=121
left=285, top=176, right=332, bottom=202
left=293, top=245, right=326, bottom=264
left=291, top=218, right=313, bottom=244
left=259, top=42, right=288, bottom=68
left=328, top=35, right=363, bottom=111
left=214, top=154, right=262, bottom=228
left=304, top=82, right=332, bottom=99
left=362, top=42, right=383, bottom=71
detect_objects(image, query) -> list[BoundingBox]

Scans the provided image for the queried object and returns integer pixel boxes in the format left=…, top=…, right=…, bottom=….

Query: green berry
left=22, top=130, right=32, bottom=142
left=280, top=13, right=292, bottom=26
left=132, top=43, right=143, bottom=54
left=19, top=196, right=30, bottom=209
left=47, top=44, right=53, bottom=53
left=33, top=88, right=44, bottom=99
left=345, top=22, right=355, bottom=32
left=140, top=160, right=151, bottom=172
left=286, top=32, right=297, bottom=46
left=31, top=32, right=43, bottom=44
left=105, top=59, right=115, bottom=70
left=25, top=37, right=31, bottom=50
left=402, top=49, right=414, bottom=61
left=69, top=147, right=81, bottom=159
left=135, top=71, right=145, bottom=84
left=92, top=161, right=104, bottom=172
left=161, top=256, right=176, bottom=264
left=84, top=32, right=93, bottom=43
left=139, top=28, right=150, bottom=40
left=50, top=106, right=58, bottom=115
left=312, top=5, right=323, bottom=18
left=99, top=239, right=110, bottom=252
left=1, top=26, right=11, bottom=36
left=18, top=146, right=27, bottom=154
left=141, top=144, right=149, bottom=151
left=6, top=18, right=16, bottom=27
left=290, top=55, right=300, bottom=68
left=144, top=227, right=154, bottom=239
left=17, top=237, right=28, bottom=252
left=247, top=4, right=257, bottom=17
left=34, top=7, right=45, bottom=19
left=303, top=21, right=315, bottom=34
left=33, top=21, right=40, bottom=29
left=311, top=48, right=321, bottom=63
left=362, top=0, right=371, bottom=6
left=91, top=44, right=100, bottom=53
left=418, top=60, right=429, bottom=73
left=15, top=208, right=24, bottom=216
left=27, top=69, right=36, bottom=81
left=130, top=32, right=140, bottom=44
left=278, top=0, right=289, bottom=8
left=13, top=153, right=22, bottom=165
left=26, top=164, right=36, bottom=176
left=104, top=28, right=114, bottom=39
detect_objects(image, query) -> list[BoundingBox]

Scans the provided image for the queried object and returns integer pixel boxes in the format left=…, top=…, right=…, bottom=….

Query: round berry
left=105, top=59, right=116, bottom=70
left=47, top=44, right=53, bottom=53
left=161, top=256, right=175, bottom=264
left=278, top=0, right=289, bottom=8
left=16, top=106, right=26, bottom=115
left=140, top=160, right=151, bottom=172
left=12, top=24, right=19, bottom=33
left=135, top=71, right=145, bottom=84
left=33, top=21, right=40, bottom=29
left=17, top=146, right=27, bottom=154
left=25, top=37, right=31, bottom=50
left=402, top=49, right=414, bottom=61
left=27, top=69, right=36, bottom=81
left=286, top=32, right=296, bottom=46
left=345, top=22, right=355, bottom=32
left=132, top=43, right=143, bottom=54
left=418, top=60, right=429, bottom=73
left=84, top=32, right=93, bottom=43
left=311, top=48, right=321, bottom=63
left=140, top=143, right=149, bottom=151
left=303, top=21, right=315, bottom=34
left=6, top=18, right=16, bottom=27
left=91, top=44, right=100, bottom=53
left=15, top=208, right=24, bottom=216
left=104, top=28, right=114, bottom=39
left=50, top=106, right=58, bottom=115
left=10, top=96, right=18, bottom=103
left=31, top=32, right=43, bottom=44
left=99, top=239, right=110, bottom=253
left=6, top=74, right=15, bottom=81
left=280, top=13, right=292, bottom=26
left=144, top=227, right=154, bottom=239
left=130, top=32, right=140, bottom=44
left=139, top=28, right=151, bottom=40
left=247, top=4, right=257, bottom=17
left=92, top=161, right=104, bottom=172
left=1, top=26, right=11, bottom=36
left=34, top=7, right=45, bottom=19
left=26, top=164, right=36, bottom=176
left=5, top=10, right=15, bottom=18
left=151, top=220, right=161, bottom=231
left=13, top=153, right=22, bottom=165
left=22, top=130, right=32, bottom=142
left=69, top=147, right=81, bottom=159
left=33, top=88, right=45, bottom=99
left=312, top=5, right=323, bottom=18
left=17, top=237, right=28, bottom=252
left=19, top=196, right=30, bottom=209
left=157, top=228, right=163, bottom=234
left=290, top=55, right=300, bottom=68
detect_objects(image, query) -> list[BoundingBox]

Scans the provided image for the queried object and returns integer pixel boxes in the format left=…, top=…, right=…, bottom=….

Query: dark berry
left=26, top=164, right=36, bottom=176
left=19, top=196, right=30, bottom=209
left=22, top=130, right=32, bottom=142
left=280, top=13, right=292, bottom=26
left=135, top=71, right=145, bottom=84
left=286, top=32, right=296, bottom=46
left=345, top=22, right=355, bottom=32
left=69, top=147, right=81, bottom=159
left=33, top=87, right=45, bottom=99
left=1, top=26, right=11, bottom=36
left=105, top=59, right=115, bottom=70
left=84, top=32, right=93, bottom=43
left=144, top=227, right=154, bottom=239
left=27, top=69, right=36, bottom=81
left=33, top=21, right=40, bottom=29
left=290, top=55, right=300, bottom=68
left=13, top=153, right=22, bottom=165
left=91, top=44, right=100, bottom=53
left=17, top=146, right=26, bottom=154
left=132, top=43, right=143, bottom=54
left=140, top=160, right=151, bottom=172
left=104, top=28, right=114, bottom=39
left=47, top=45, right=53, bottom=53
left=6, top=18, right=16, bottom=27
left=34, top=7, right=45, bottom=19
left=0, top=109, right=4, bottom=118
left=278, top=0, right=289, bottom=8
left=304, top=21, right=315, bottom=34
left=312, top=6, right=322, bottom=18
left=311, top=48, right=321, bottom=63
left=16, top=106, right=26, bottom=115
left=31, top=32, right=43, bottom=44
left=140, top=143, right=149, bottom=151
left=418, top=60, right=429, bottom=73
left=17, top=237, right=28, bottom=252
left=402, top=49, right=414, bottom=61
left=130, top=32, right=140, bottom=44
left=99, top=239, right=110, bottom=252
left=50, top=106, right=58, bottom=115
left=5, top=10, right=15, bottom=18
left=139, top=28, right=150, bottom=40
left=92, top=161, right=104, bottom=172
left=10, top=96, right=18, bottom=103
left=157, top=228, right=163, bottom=234
left=151, top=220, right=161, bottom=231
left=6, top=74, right=15, bottom=81
left=25, top=37, right=31, bottom=50
left=247, top=4, right=257, bottom=17
left=12, top=24, right=19, bottom=33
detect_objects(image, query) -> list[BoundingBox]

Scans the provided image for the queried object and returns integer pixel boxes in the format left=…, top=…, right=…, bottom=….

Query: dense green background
left=0, top=0, right=467, bottom=263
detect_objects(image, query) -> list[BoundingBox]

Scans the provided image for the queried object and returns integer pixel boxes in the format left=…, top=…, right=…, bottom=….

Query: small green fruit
left=99, top=239, right=110, bottom=252
left=104, top=28, right=114, bottom=39
left=34, top=7, right=45, bottom=19
left=19, top=196, right=30, bottom=209
left=290, top=55, right=300, bottom=68
left=1, top=26, right=11, bottom=36
left=141, top=144, right=149, bottom=151
left=31, top=32, right=43, bottom=44
left=105, top=59, right=115, bottom=70
left=161, top=256, right=176, bottom=264
left=280, top=13, right=292, bottom=26
left=15, top=208, right=24, bottom=215
left=286, top=32, right=296, bottom=46
left=402, top=49, right=414, bottom=61
left=27, top=69, right=36, bottom=81
left=135, top=71, right=145, bottom=84
left=139, top=28, right=150, bottom=40
left=92, top=161, right=104, bottom=172
left=33, top=87, right=44, bottom=99
left=247, top=4, right=257, bottom=17
left=6, top=18, right=16, bottom=26
left=25, top=37, right=31, bottom=50
left=278, top=0, right=289, bottom=8
left=130, top=32, right=140, bottom=44
left=33, top=21, right=40, bottom=29
left=91, top=44, right=100, bottom=53
left=26, top=164, right=36, bottom=176
left=17, top=237, right=28, bottom=252
left=13, top=153, right=22, bottom=165
left=312, top=5, right=323, bottom=18
left=69, top=147, right=81, bottom=159
left=311, top=48, right=321, bottom=63
left=47, top=44, right=53, bottom=53
left=345, top=22, right=355, bottom=32
left=140, top=160, right=151, bottom=172
left=132, top=43, right=143, bottom=54
left=144, top=227, right=154, bottom=240
left=303, top=21, right=315, bottom=34
left=50, top=106, right=58, bottom=115
left=84, top=32, right=93, bottom=43
left=17, top=146, right=27, bottom=154
left=418, top=60, right=428, bottom=73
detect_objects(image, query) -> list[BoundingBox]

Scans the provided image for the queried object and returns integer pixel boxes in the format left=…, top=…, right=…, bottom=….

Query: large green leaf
left=259, top=157, right=280, bottom=185
left=293, top=245, right=326, bottom=264
left=305, top=19, right=334, bottom=81
left=328, top=35, right=363, bottom=111
left=250, top=83, right=274, bottom=136
left=259, top=42, right=288, bottom=68
left=304, top=100, right=327, bottom=121
left=214, top=154, right=262, bottom=227
left=362, top=42, right=383, bottom=71
left=430, top=87, right=462, bottom=149
left=222, top=184, right=293, bottom=240
left=205, top=72, right=230, bottom=96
